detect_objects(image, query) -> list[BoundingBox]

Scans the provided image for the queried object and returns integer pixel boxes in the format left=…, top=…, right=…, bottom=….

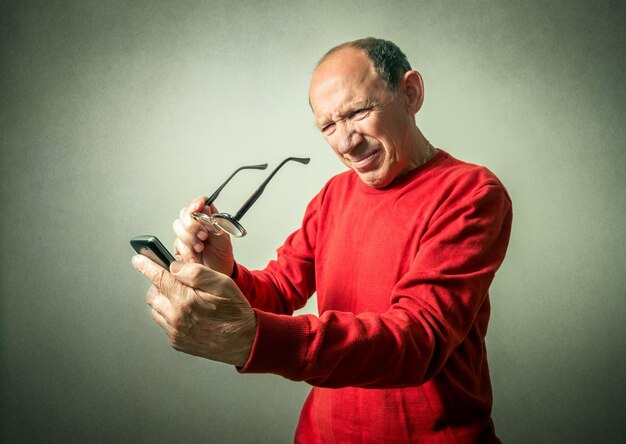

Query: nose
left=335, top=123, right=363, bottom=155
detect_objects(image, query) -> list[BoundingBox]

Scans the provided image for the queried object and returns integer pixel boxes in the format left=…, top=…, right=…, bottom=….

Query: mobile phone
left=130, top=235, right=176, bottom=269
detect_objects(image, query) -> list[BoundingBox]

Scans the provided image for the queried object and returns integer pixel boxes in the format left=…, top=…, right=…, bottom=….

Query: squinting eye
left=352, top=108, right=370, bottom=120
left=321, top=123, right=336, bottom=135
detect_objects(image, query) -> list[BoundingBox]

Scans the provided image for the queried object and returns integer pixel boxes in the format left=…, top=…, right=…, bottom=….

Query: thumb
left=170, top=260, right=225, bottom=292
left=189, top=195, right=209, bottom=213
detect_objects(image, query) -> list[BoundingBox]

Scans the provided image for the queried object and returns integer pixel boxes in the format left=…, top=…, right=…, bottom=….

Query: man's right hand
left=172, top=196, right=235, bottom=276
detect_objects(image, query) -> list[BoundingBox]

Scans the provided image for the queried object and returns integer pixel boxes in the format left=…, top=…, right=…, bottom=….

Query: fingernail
left=131, top=255, right=143, bottom=268
left=170, top=261, right=183, bottom=273
left=197, top=230, right=208, bottom=240
left=193, top=242, right=204, bottom=253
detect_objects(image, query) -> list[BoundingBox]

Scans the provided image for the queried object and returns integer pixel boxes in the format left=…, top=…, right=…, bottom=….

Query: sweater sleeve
left=231, top=185, right=322, bottom=315
left=239, top=183, right=513, bottom=388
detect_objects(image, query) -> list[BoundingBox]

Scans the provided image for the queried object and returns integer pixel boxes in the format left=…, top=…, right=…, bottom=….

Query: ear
left=400, top=70, right=424, bottom=114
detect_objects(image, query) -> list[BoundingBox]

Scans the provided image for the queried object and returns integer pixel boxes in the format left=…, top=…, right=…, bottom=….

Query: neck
left=407, top=126, right=433, bottom=170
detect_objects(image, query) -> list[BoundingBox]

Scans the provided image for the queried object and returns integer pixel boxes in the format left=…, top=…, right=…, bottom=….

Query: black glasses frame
left=192, top=157, right=310, bottom=237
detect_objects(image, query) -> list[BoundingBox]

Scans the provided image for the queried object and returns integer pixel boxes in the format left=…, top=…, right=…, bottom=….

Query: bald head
left=310, top=47, right=385, bottom=113
left=316, top=37, right=412, bottom=94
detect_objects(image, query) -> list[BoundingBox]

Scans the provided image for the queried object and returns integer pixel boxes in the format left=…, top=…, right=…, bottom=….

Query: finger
left=146, top=286, right=176, bottom=322
left=180, top=197, right=216, bottom=219
left=173, top=244, right=186, bottom=263
left=173, top=217, right=206, bottom=252
left=132, top=254, right=167, bottom=290
left=177, top=202, right=209, bottom=239
left=146, top=283, right=197, bottom=337
left=145, top=284, right=160, bottom=305
left=184, top=199, right=224, bottom=237
left=146, top=285, right=174, bottom=310
left=132, top=255, right=184, bottom=303
left=174, top=238, right=201, bottom=264
left=180, top=212, right=210, bottom=243
left=151, top=309, right=195, bottom=354
left=203, top=203, right=218, bottom=215
left=151, top=307, right=175, bottom=336
left=188, top=195, right=209, bottom=214
left=173, top=216, right=200, bottom=243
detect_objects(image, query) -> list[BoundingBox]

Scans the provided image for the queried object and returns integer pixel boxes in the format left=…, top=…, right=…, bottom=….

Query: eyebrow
left=314, top=98, right=378, bottom=129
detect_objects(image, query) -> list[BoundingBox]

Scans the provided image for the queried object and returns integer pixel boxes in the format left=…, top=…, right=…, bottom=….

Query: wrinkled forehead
left=309, top=48, right=386, bottom=113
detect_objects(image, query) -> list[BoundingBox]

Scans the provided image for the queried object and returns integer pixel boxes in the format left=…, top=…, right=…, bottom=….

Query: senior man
left=133, top=37, right=512, bottom=443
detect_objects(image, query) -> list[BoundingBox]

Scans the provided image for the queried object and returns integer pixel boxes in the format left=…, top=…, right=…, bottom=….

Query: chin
left=358, top=171, right=391, bottom=189
left=353, top=161, right=391, bottom=187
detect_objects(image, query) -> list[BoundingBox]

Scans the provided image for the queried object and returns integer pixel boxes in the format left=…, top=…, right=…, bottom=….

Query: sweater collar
left=353, top=148, right=448, bottom=195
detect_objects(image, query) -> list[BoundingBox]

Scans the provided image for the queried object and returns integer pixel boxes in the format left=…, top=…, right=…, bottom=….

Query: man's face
left=309, top=48, right=417, bottom=188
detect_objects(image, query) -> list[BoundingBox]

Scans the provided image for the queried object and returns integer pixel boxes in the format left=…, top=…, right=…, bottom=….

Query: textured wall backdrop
left=1, top=0, right=624, bottom=442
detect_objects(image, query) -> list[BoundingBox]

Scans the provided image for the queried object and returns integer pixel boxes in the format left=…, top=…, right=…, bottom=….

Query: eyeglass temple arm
left=233, top=157, right=310, bottom=221
left=205, top=163, right=268, bottom=206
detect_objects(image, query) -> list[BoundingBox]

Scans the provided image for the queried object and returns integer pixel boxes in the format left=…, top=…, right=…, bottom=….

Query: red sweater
left=235, top=150, right=512, bottom=443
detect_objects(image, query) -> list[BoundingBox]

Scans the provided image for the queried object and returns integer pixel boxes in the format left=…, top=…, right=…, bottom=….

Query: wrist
left=234, top=311, right=257, bottom=368
left=229, top=261, right=238, bottom=279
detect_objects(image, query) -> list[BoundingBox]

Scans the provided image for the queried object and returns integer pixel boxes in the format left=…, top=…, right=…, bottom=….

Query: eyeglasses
left=191, top=157, right=310, bottom=237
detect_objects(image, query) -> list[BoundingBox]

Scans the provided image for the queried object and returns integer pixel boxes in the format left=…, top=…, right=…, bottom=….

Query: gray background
left=1, top=0, right=624, bottom=442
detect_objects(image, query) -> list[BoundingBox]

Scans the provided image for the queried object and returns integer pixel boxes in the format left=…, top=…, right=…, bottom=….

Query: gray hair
left=319, top=37, right=412, bottom=93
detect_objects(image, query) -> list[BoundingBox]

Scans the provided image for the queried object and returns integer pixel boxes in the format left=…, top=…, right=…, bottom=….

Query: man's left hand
left=132, top=255, right=256, bottom=367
